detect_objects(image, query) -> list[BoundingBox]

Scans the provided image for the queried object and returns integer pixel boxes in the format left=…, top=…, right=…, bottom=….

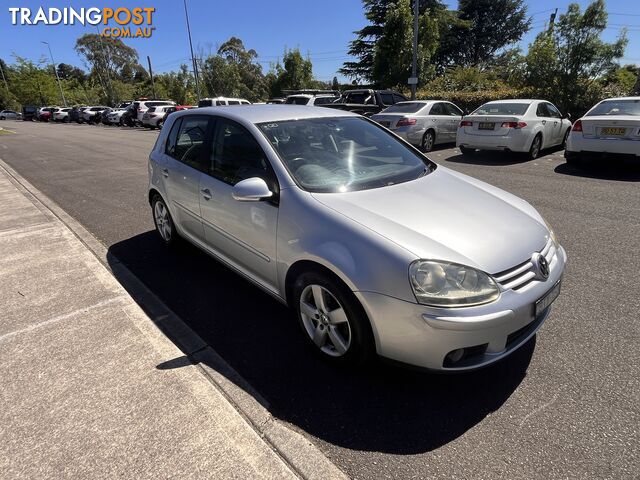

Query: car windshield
left=473, top=103, right=530, bottom=115
left=382, top=102, right=426, bottom=114
left=258, top=117, right=434, bottom=193
left=286, top=96, right=310, bottom=105
left=587, top=99, right=640, bottom=116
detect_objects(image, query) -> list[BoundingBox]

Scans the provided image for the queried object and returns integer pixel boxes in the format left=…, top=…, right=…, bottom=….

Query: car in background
left=266, top=98, right=286, bottom=104
left=323, top=89, right=408, bottom=116
left=565, top=97, right=640, bottom=166
left=105, top=108, right=127, bottom=125
left=37, top=107, right=57, bottom=122
left=0, top=110, right=21, bottom=120
left=22, top=106, right=38, bottom=121
left=68, top=106, right=85, bottom=123
left=285, top=94, right=340, bottom=106
left=80, top=106, right=109, bottom=123
left=141, top=105, right=180, bottom=129
left=456, top=99, right=572, bottom=159
left=132, top=100, right=176, bottom=124
left=198, top=97, right=251, bottom=107
left=372, top=100, right=464, bottom=152
left=147, top=105, right=565, bottom=371
left=53, top=107, right=72, bottom=122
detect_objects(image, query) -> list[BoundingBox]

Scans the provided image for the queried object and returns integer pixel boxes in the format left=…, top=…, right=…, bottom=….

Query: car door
left=427, top=103, right=450, bottom=143
left=444, top=103, right=464, bottom=141
left=535, top=102, right=556, bottom=149
left=545, top=103, right=564, bottom=145
left=161, top=114, right=211, bottom=242
left=198, top=117, right=280, bottom=292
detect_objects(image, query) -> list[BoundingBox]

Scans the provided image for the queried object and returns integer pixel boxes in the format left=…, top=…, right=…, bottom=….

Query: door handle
left=161, top=168, right=169, bottom=178
left=200, top=188, right=212, bottom=200
left=542, top=120, right=546, bottom=125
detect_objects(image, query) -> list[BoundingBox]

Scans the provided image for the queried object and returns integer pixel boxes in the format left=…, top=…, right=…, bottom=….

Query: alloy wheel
left=299, top=284, right=352, bottom=357
left=153, top=200, right=172, bottom=242
left=422, top=131, right=434, bottom=152
left=530, top=135, right=541, bottom=159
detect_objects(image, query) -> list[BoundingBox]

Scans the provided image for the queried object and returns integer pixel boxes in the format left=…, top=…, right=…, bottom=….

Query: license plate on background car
left=478, top=122, right=495, bottom=130
left=601, top=127, right=626, bottom=136
left=535, top=281, right=561, bottom=317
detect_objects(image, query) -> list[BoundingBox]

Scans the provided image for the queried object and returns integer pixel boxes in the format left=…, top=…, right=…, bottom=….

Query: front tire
left=421, top=130, right=435, bottom=152
left=152, top=194, right=179, bottom=247
left=293, top=271, right=374, bottom=366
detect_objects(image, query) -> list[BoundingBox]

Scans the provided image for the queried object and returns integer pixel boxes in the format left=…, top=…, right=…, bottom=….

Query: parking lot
left=1, top=120, right=638, bottom=479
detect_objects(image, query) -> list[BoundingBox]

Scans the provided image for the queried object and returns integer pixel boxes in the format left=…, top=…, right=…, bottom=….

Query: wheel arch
left=284, top=259, right=355, bottom=308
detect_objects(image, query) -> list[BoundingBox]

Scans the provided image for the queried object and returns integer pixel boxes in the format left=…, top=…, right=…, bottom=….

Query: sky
left=0, top=0, right=638, bottom=82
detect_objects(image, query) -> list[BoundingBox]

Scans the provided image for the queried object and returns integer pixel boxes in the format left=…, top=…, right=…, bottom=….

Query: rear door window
left=380, top=93, right=394, bottom=105
left=536, top=103, right=550, bottom=117
left=166, top=115, right=210, bottom=171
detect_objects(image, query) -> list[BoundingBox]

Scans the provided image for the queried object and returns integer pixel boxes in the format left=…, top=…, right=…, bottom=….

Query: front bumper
left=355, top=246, right=567, bottom=371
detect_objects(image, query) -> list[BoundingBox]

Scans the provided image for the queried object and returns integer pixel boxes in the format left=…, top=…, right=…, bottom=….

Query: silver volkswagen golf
left=148, top=106, right=566, bottom=371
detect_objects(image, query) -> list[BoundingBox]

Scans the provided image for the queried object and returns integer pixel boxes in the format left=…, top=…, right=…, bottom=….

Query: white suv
left=132, top=100, right=176, bottom=123
left=81, top=106, right=109, bottom=122
left=198, top=97, right=251, bottom=107
left=142, top=105, right=175, bottom=129
left=285, top=94, right=339, bottom=106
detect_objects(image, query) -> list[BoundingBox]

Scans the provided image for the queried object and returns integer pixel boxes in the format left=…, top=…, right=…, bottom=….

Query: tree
left=372, top=0, right=440, bottom=88
left=332, top=76, right=340, bottom=90
left=522, top=0, right=627, bottom=115
left=632, top=68, right=640, bottom=95
left=340, top=0, right=446, bottom=82
left=75, top=34, right=141, bottom=105
left=275, top=49, right=314, bottom=92
left=449, top=0, right=530, bottom=67
left=56, top=63, right=86, bottom=83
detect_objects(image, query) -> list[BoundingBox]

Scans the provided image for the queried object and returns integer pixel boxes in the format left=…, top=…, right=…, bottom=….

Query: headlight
left=409, top=260, right=500, bottom=307
left=543, top=218, right=559, bottom=247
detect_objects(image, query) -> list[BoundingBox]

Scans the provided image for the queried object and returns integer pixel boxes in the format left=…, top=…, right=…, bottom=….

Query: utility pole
left=147, top=56, right=156, bottom=99
left=183, top=0, right=201, bottom=102
left=410, top=0, right=419, bottom=100
left=41, top=41, right=67, bottom=107
left=548, top=8, right=558, bottom=33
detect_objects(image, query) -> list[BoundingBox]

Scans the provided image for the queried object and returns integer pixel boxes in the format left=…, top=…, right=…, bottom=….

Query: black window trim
left=208, top=116, right=280, bottom=204
left=164, top=114, right=213, bottom=173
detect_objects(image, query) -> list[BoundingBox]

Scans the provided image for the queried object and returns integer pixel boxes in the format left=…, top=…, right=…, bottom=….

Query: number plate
left=601, top=127, right=626, bottom=136
left=535, top=281, right=561, bottom=317
left=478, top=122, right=495, bottom=130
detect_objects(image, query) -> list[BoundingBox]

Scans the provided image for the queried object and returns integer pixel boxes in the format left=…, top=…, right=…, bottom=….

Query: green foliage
left=448, top=0, right=530, bottom=67
left=75, top=34, right=143, bottom=105
left=416, top=86, right=527, bottom=113
left=276, top=49, right=314, bottom=92
left=372, top=0, right=440, bottom=88
left=521, top=0, right=627, bottom=116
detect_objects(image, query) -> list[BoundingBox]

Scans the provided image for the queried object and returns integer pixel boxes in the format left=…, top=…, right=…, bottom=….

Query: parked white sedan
left=565, top=97, right=640, bottom=165
left=371, top=100, right=464, bottom=152
left=457, top=100, right=573, bottom=159
left=53, top=107, right=72, bottom=122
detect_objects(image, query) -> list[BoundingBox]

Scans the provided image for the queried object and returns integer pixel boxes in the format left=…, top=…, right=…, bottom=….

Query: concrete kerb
left=0, top=157, right=348, bottom=480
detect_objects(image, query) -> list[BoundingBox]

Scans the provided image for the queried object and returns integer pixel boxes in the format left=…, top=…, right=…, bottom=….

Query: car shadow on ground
left=554, top=161, right=640, bottom=182
left=108, top=231, right=534, bottom=454
left=444, top=151, right=530, bottom=166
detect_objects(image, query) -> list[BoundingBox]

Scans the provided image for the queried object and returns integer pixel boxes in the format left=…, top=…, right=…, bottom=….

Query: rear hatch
left=461, top=116, right=523, bottom=136
left=579, top=115, right=640, bottom=140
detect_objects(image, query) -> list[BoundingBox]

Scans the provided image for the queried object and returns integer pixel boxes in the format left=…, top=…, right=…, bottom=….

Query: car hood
left=311, top=167, right=549, bottom=274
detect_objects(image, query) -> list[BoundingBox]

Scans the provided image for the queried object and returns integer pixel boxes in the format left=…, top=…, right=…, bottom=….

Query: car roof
left=482, top=99, right=537, bottom=104
left=598, top=96, right=640, bottom=101
left=187, top=105, right=358, bottom=124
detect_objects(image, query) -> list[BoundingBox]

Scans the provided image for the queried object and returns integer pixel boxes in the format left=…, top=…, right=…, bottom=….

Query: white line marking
left=0, top=295, right=127, bottom=343
left=518, top=394, right=559, bottom=429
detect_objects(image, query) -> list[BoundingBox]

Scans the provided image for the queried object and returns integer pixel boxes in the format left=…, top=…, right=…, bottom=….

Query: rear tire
left=421, top=130, right=435, bottom=152
left=293, top=271, right=374, bottom=367
left=151, top=194, right=179, bottom=247
left=561, top=129, right=570, bottom=150
left=528, top=134, right=542, bottom=160
left=459, top=146, right=476, bottom=155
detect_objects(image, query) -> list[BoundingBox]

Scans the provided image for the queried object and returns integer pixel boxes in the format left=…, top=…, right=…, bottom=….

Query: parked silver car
left=148, top=106, right=566, bottom=371
left=371, top=100, right=464, bottom=152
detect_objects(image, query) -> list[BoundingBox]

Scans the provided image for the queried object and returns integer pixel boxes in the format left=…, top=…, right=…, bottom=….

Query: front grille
left=493, top=238, right=557, bottom=291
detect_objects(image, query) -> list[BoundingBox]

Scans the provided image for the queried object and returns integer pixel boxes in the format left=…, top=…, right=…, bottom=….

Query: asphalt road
left=1, top=120, right=638, bottom=479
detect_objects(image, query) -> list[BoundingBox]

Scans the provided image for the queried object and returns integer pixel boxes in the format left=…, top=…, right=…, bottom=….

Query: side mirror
left=232, top=177, right=273, bottom=202
left=565, top=112, right=572, bottom=120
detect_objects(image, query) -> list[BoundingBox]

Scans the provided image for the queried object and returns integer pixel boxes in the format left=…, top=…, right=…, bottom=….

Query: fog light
left=446, top=348, right=464, bottom=363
